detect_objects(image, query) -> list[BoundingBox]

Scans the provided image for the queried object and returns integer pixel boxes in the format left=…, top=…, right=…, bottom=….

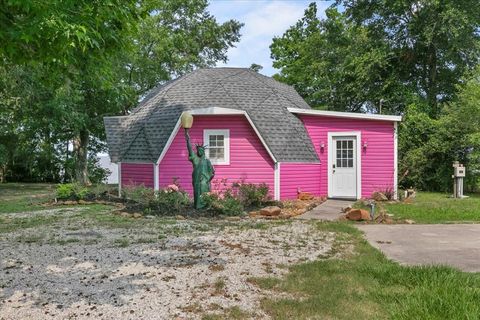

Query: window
left=336, top=139, right=354, bottom=168
left=204, top=129, right=230, bottom=165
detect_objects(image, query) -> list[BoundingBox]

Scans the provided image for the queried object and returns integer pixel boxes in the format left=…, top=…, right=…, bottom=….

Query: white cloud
left=209, top=0, right=332, bottom=75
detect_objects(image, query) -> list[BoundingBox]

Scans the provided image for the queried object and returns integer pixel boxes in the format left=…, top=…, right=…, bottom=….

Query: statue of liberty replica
left=182, top=113, right=215, bottom=209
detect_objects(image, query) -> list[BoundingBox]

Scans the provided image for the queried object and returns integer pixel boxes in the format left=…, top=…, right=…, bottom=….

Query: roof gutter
left=288, top=108, right=402, bottom=122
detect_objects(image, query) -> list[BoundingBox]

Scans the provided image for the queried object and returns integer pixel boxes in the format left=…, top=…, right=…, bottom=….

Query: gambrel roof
left=104, top=68, right=319, bottom=163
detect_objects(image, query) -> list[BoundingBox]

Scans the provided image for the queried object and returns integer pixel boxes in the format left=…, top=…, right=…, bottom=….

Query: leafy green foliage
left=0, top=0, right=242, bottom=184
left=236, top=182, right=271, bottom=207
left=399, top=68, right=480, bottom=191
left=202, top=190, right=244, bottom=216
left=338, top=0, right=480, bottom=115
left=271, top=4, right=408, bottom=113
left=273, top=1, right=480, bottom=114
left=149, top=186, right=191, bottom=216
left=55, top=183, right=89, bottom=200
left=122, top=184, right=191, bottom=216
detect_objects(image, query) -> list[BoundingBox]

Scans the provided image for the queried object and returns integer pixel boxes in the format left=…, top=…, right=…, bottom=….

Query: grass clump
left=385, top=192, right=480, bottom=223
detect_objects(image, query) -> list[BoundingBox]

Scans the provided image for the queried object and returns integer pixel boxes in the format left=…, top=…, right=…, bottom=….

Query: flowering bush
left=149, top=186, right=190, bottom=215
left=121, top=182, right=190, bottom=215
left=201, top=189, right=244, bottom=216
left=236, top=182, right=271, bottom=207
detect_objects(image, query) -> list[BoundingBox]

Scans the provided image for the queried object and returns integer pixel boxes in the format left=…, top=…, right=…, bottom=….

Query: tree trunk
left=426, top=44, right=438, bottom=116
left=73, top=129, right=91, bottom=186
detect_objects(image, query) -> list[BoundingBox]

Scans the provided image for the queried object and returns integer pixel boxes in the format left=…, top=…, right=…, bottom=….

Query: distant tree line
left=0, top=0, right=242, bottom=184
left=271, top=1, right=480, bottom=192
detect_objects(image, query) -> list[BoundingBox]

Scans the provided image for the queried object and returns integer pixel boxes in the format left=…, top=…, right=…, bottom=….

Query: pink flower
left=167, top=184, right=179, bottom=192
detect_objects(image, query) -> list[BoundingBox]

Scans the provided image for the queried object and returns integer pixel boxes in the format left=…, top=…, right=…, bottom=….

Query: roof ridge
left=249, top=71, right=306, bottom=109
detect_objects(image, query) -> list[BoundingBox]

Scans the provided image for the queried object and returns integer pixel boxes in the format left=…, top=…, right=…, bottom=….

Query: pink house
left=104, top=68, right=401, bottom=200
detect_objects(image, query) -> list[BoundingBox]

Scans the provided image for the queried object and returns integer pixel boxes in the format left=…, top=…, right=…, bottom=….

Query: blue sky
left=208, top=0, right=333, bottom=76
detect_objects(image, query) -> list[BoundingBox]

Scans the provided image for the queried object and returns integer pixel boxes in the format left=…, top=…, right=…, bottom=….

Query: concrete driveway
left=357, top=224, right=480, bottom=272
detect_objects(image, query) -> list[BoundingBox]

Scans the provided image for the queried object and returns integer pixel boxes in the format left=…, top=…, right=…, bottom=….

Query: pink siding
left=121, top=163, right=154, bottom=188
left=280, top=163, right=322, bottom=199
left=159, top=115, right=275, bottom=196
left=300, top=115, right=395, bottom=198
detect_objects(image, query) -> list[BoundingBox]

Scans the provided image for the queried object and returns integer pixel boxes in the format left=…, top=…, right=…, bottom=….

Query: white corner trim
left=393, top=122, right=398, bottom=200
left=204, top=129, right=230, bottom=165
left=274, top=162, right=280, bottom=200
left=154, top=163, right=159, bottom=191
left=156, top=116, right=182, bottom=164
left=156, top=110, right=277, bottom=164
left=288, top=108, right=402, bottom=122
left=327, top=131, right=362, bottom=199
left=118, top=162, right=122, bottom=197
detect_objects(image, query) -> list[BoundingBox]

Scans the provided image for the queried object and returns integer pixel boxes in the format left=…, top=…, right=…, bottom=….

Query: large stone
left=259, top=206, right=281, bottom=216
left=372, top=191, right=388, bottom=201
left=346, top=209, right=371, bottom=221
left=297, top=192, right=314, bottom=200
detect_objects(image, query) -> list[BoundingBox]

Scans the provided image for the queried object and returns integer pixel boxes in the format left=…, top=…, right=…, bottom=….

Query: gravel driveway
left=0, top=208, right=334, bottom=319
left=358, top=224, right=480, bottom=272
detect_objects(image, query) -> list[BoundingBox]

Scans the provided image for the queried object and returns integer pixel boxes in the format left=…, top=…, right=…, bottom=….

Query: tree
left=0, top=0, right=242, bottom=185
left=399, top=67, right=480, bottom=191
left=249, top=63, right=263, bottom=72
left=338, top=0, right=480, bottom=116
left=270, top=4, right=407, bottom=113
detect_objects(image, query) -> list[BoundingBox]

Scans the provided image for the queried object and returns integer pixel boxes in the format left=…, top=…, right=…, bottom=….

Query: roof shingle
left=104, top=68, right=319, bottom=163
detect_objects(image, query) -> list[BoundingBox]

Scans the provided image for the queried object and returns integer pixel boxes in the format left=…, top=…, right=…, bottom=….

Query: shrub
left=56, top=183, right=90, bottom=200
left=121, top=184, right=191, bottom=216
left=149, top=186, right=190, bottom=215
left=121, top=185, right=155, bottom=206
left=236, top=182, right=271, bottom=207
left=202, top=190, right=244, bottom=216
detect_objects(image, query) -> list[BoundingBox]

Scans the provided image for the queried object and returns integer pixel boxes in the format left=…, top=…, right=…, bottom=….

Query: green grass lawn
left=252, top=222, right=480, bottom=320
left=0, top=182, right=56, bottom=213
left=385, top=192, right=480, bottom=223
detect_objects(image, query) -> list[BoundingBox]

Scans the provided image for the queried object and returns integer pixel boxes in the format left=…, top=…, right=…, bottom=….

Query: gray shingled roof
left=104, top=68, right=319, bottom=163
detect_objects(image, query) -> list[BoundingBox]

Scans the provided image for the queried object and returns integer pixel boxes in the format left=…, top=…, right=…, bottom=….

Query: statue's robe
left=189, top=153, right=214, bottom=209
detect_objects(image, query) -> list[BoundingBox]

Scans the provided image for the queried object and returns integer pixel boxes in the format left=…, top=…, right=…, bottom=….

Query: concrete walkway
left=358, top=224, right=480, bottom=272
left=298, top=199, right=353, bottom=221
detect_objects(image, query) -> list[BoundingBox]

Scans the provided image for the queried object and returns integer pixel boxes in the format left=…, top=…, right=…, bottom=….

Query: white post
left=118, top=162, right=122, bottom=197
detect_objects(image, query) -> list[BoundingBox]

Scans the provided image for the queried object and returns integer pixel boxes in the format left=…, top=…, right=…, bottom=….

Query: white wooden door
left=331, top=136, right=357, bottom=198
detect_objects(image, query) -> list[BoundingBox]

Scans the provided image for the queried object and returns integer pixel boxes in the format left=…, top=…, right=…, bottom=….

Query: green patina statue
left=185, top=129, right=215, bottom=209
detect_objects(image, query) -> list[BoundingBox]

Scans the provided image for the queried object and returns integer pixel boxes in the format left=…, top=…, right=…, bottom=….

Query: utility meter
left=454, top=166, right=466, bottom=177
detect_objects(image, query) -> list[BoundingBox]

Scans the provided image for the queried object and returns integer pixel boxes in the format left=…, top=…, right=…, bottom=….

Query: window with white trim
left=204, top=129, right=230, bottom=165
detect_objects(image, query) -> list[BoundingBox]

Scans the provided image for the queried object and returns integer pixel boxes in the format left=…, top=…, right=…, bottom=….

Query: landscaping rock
left=119, top=212, right=132, bottom=218
left=372, top=192, right=388, bottom=202
left=346, top=209, right=371, bottom=221
left=248, top=211, right=260, bottom=218
left=259, top=206, right=281, bottom=216
left=297, top=192, right=314, bottom=200
left=342, top=206, right=352, bottom=213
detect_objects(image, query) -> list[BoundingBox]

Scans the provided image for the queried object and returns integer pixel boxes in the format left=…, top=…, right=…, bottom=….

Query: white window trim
left=204, top=129, right=230, bottom=165
left=327, top=131, right=362, bottom=199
